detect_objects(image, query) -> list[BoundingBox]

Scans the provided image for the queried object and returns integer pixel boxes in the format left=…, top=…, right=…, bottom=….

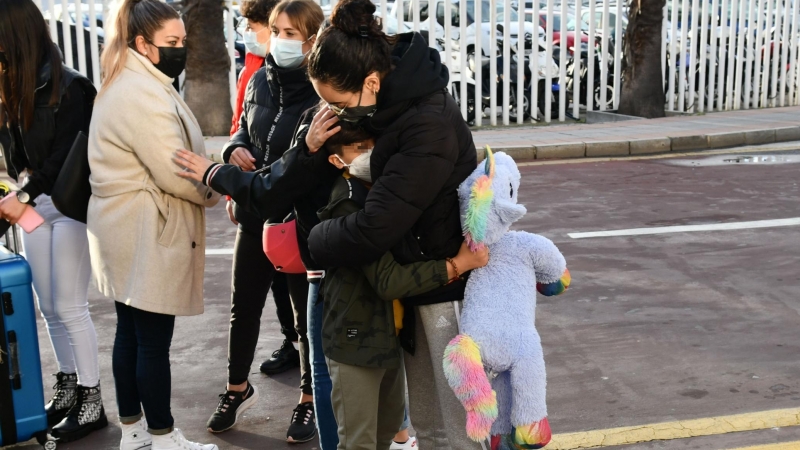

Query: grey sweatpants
left=405, top=302, right=484, bottom=450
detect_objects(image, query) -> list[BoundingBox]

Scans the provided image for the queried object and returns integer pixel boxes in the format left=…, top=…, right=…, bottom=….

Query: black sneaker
left=45, top=372, right=77, bottom=426
left=260, top=340, right=300, bottom=375
left=51, top=384, right=108, bottom=442
left=286, top=402, right=316, bottom=444
left=206, top=383, right=259, bottom=433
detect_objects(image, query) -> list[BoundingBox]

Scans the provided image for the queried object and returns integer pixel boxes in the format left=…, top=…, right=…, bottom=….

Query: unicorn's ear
left=484, top=146, right=496, bottom=178
left=463, top=172, right=494, bottom=250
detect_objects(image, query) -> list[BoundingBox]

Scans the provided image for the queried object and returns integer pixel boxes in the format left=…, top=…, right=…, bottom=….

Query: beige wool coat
left=87, top=49, right=220, bottom=316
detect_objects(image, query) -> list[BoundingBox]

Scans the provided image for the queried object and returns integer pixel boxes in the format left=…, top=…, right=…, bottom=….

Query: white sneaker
left=120, top=419, right=152, bottom=450
left=390, top=436, right=418, bottom=450
left=151, top=428, right=218, bottom=450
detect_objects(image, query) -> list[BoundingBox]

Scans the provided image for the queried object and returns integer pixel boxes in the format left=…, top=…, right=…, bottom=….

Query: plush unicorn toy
left=443, top=147, right=571, bottom=450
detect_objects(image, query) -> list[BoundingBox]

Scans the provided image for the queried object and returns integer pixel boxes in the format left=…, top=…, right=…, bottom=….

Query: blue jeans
left=308, top=280, right=339, bottom=450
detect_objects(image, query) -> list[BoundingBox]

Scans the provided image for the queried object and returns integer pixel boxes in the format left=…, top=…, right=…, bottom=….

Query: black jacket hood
left=367, top=32, right=449, bottom=130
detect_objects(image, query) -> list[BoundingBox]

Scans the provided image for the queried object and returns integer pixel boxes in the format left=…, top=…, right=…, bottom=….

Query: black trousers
left=228, top=226, right=311, bottom=394
left=113, top=302, right=175, bottom=432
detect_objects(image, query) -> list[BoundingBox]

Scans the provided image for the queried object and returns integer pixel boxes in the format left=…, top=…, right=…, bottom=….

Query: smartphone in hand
left=1, top=193, right=44, bottom=233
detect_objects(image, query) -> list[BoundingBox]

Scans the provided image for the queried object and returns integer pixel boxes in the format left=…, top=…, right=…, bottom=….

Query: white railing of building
left=39, top=0, right=800, bottom=129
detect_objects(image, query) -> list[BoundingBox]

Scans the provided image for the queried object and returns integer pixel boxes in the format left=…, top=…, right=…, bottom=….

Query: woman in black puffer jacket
left=205, top=0, right=324, bottom=443
left=304, top=1, right=479, bottom=448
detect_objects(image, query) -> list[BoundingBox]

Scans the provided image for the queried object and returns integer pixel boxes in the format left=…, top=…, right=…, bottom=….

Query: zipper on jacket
left=14, top=80, right=49, bottom=173
left=264, top=71, right=283, bottom=167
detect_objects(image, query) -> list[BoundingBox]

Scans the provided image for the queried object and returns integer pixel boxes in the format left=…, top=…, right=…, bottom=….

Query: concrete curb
left=707, top=131, right=745, bottom=149
left=478, top=126, right=799, bottom=161
left=535, top=142, right=586, bottom=159
left=205, top=126, right=799, bottom=163
left=671, top=135, right=709, bottom=152
left=585, top=141, right=631, bottom=157
left=630, top=138, right=671, bottom=155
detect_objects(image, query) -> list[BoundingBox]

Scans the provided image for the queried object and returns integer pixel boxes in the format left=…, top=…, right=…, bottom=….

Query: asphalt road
left=11, top=145, right=800, bottom=449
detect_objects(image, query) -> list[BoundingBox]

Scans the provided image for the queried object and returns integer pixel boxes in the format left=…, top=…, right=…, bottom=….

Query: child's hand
left=452, top=241, right=490, bottom=273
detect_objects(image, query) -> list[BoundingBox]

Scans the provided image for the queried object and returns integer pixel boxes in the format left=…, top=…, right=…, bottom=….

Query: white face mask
left=269, top=35, right=314, bottom=69
left=337, top=150, right=373, bottom=183
left=243, top=29, right=268, bottom=57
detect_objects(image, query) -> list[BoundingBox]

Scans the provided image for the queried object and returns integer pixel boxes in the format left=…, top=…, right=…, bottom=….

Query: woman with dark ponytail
left=88, top=0, right=220, bottom=449
left=0, top=0, right=104, bottom=443
left=304, top=0, right=481, bottom=449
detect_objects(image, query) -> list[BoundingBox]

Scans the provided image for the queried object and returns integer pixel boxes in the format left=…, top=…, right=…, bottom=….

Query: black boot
left=51, top=384, right=108, bottom=442
left=260, top=339, right=300, bottom=375
left=45, top=372, right=77, bottom=426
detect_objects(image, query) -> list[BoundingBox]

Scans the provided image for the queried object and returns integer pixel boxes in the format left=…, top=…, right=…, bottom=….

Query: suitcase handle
left=0, top=181, right=23, bottom=254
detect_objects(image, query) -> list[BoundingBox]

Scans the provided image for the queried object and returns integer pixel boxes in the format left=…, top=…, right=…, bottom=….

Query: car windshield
left=68, top=12, right=103, bottom=27
left=566, top=17, right=589, bottom=31
left=583, top=11, right=618, bottom=30
left=550, top=14, right=562, bottom=31
left=466, top=0, right=519, bottom=23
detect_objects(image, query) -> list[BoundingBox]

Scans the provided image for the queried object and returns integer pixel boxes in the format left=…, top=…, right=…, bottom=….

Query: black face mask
left=147, top=43, right=186, bottom=79
left=0, top=51, right=8, bottom=73
left=330, top=89, right=377, bottom=124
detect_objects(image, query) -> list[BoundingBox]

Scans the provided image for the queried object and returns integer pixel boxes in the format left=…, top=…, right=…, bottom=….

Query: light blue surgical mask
left=243, top=29, right=269, bottom=57
left=269, top=34, right=314, bottom=69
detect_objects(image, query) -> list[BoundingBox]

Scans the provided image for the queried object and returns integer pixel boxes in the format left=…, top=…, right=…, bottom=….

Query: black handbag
left=51, top=132, right=91, bottom=223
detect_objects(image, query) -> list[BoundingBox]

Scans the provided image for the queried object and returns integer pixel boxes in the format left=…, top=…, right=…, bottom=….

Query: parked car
left=536, top=11, right=590, bottom=50
left=228, top=11, right=245, bottom=77
left=390, top=0, right=538, bottom=56
left=44, top=3, right=105, bottom=38
left=581, top=9, right=627, bottom=42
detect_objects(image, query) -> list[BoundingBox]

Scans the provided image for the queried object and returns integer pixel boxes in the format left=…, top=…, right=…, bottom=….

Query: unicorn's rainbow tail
left=442, top=334, right=498, bottom=441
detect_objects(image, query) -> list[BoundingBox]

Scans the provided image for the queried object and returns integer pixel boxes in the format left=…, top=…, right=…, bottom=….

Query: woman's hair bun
left=330, top=0, right=382, bottom=38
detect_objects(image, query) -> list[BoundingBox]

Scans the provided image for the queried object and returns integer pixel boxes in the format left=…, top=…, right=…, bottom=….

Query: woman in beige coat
left=87, top=0, right=220, bottom=449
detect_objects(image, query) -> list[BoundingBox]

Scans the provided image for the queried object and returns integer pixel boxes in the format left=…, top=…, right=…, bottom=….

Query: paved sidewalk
left=471, top=106, right=800, bottom=160
left=203, top=106, right=800, bottom=161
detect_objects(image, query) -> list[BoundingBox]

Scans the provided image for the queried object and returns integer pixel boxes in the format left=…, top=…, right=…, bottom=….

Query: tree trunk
left=618, top=0, right=667, bottom=118
left=182, top=0, right=232, bottom=136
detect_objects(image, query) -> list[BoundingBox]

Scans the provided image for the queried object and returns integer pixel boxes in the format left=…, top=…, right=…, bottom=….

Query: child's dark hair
left=325, top=121, right=373, bottom=156
left=241, top=0, right=280, bottom=25
left=307, top=0, right=396, bottom=93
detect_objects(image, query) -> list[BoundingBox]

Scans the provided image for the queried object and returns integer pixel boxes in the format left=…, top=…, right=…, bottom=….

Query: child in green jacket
left=317, top=125, right=488, bottom=450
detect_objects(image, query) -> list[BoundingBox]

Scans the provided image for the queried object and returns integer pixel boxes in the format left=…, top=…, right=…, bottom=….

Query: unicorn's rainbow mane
left=463, top=146, right=496, bottom=250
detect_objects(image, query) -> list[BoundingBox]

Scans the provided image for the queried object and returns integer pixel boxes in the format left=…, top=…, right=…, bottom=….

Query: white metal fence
left=35, top=0, right=239, bottom=108
left=36, top=0, right=800, bottom=128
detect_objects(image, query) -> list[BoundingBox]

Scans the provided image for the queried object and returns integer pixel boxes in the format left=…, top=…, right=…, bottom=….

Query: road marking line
left=548, top=407, right=800, bottom=449
left=205, top=248, right=234, bottom=256
left=729, top=442, right=800, bottom=450
left=568, top=217, right=800, bottom=239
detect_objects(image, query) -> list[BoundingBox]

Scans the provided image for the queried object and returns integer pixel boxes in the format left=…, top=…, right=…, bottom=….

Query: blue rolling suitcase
left=0, top=226, right=56, bottom=449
